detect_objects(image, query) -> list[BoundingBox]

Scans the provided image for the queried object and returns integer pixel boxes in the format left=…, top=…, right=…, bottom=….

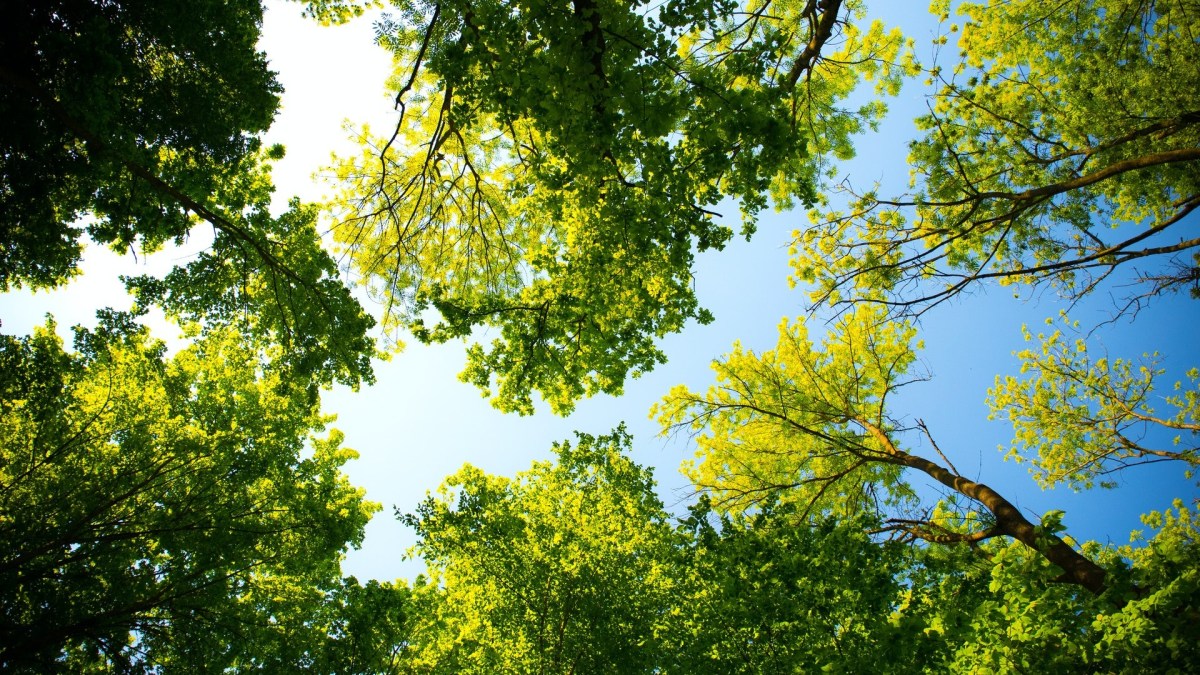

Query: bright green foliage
left=301, top=0, right=383, bottom=24
left=656, top=305, right=1114, bottom=593
left=319, top=0, right=914, bottom=413
left=654, top=304, right=919, bottom=517
left=393, top=431, right=955, bottom=673
left=398, top=428, right=676, bottom=672
left=1094, top=501, right=1200, bottom=670
left=665, top=499, right=937, bottom=673
left=943, top=542, right=1109, bottom=672
left=988, top=315, right=1200, bottom=491
left=873, top=534, right=1096, bottom=673
left=654, top=298, right=1199, bottom=662
left=382, top=424, right=1200, bottom=672
left=0, top=317, right=377, bottom=671
left=0, top=0, right=377, bottom=389
left=907, top=501, right=1200, bottom=673
left=793, top=0, right=1200, bottom=312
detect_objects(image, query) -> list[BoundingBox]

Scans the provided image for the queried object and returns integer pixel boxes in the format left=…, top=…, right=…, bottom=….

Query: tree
left=897, top=501, right=1200, bottom=673
left=987, top=315, right=1199, bottom=491
left=654, top=305, right=1110, bottom=593
left=0, top=315, right=377, bottom=671
left=393, top=429, right=954, bottom=673
left=313, top=0, right=914, bottom=413
left=652, top=298, right=1200, bottom=665
left=791, top=0, right=1200, bottom=315
left=665, top=499, right=942, bottom=673
left=0, top=0, right=377, bottom=390
left=397, top=427, right=676, bottom=672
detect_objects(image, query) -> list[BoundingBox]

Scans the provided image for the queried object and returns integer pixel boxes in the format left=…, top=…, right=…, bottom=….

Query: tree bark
left=859, top=419, right=1107, bottom=594
left=897, top=450, right=1107, bottom=594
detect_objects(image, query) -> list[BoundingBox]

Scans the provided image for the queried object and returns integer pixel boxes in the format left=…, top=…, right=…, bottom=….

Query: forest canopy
left=316, top=0, right=914, bottom=414
left=1, top=0, right=1197, bottom=671
left=0, top=0, right=378, bottom=392
left=792, top=0, right=1200, bottom=314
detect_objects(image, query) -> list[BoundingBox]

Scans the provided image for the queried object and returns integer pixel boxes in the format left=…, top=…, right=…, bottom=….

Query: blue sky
left=3, top=1, right=1196, bottom=584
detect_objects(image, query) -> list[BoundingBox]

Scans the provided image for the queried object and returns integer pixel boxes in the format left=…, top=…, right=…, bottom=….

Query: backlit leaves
left=988, top=315, right=1199, bottom=490
left=324, top=0, right=913, bottom=413
left=793, top=0, right=1200, bottom=314
left=399, top=428, right=674, bottom=672
left=654, top=304, right=919, bottom=517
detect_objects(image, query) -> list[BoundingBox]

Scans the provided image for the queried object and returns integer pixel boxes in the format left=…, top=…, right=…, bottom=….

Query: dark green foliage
left=0, top=0, right=376, bottom=390
left=0, top=0, right=278, bottom=289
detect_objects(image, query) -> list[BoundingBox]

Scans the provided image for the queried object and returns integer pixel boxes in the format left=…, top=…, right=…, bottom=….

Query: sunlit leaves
left=323, top=0, right=913, bottom=413
left=126, top=196, right=377, bottom=393
left=654, top=304, right=919, bottom=517
left=398, top=427, right=674, bottom=672
left=924, top=501, right=1200, bottom=672
left=793, top=0, right=1200, bottom=313
left=1097, top=501, right=1200, bottom=668
left=988, top=315, right=1199, bottom=490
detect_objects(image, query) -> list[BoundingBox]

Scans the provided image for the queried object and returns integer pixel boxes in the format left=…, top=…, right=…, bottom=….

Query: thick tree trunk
left=858, top=420, right=1107, bottom=594
left=898, top=450, right=1108, bottom=594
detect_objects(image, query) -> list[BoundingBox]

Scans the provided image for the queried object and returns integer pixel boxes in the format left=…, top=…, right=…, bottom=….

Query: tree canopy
left=394, top=432, right=943, bottom=673
left=1, top=0, right=377, bottom=391
left=3, top=0, right=1198, bottom=670
left=0, top=317, right=376, bottom=671
left=397, top=428, right=675, bottom=672
left=791, top=0, right=1200, bottom=315
left=366, top=431, right=1200, bottom=672
left=315, top=0, right=914, bottom=413
left=0, top=1, right=381, bottom=668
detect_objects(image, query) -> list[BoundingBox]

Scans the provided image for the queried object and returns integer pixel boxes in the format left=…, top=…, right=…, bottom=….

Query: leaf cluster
left=323, top=0, right=915, bottom=413
left=793, top=0, right=1200, bottom=315
left=988, top=315, right=1199, bottom=491
left=0, top=319, right=377, bottom=671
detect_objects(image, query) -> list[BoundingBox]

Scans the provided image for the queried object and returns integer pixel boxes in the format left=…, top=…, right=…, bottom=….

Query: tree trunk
left=898, top=450, right=1107, bottom=594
